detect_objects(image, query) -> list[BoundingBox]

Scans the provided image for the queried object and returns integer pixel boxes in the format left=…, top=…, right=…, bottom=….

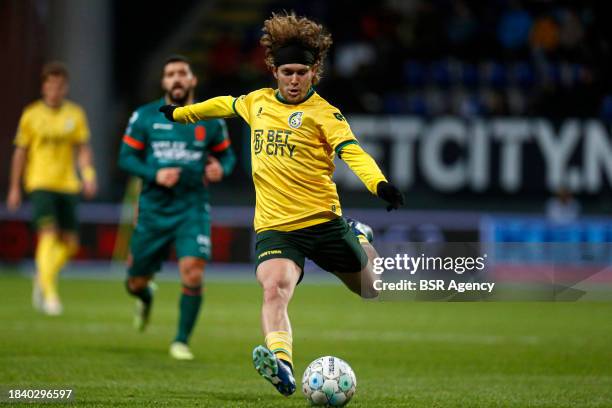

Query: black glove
left=159, top=104, right=178, bottom=122
left=376, top=181, right=404, bottom=211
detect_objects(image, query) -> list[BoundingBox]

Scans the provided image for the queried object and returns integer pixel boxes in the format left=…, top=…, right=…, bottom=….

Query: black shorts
left=30, top=190, right=78, bottom=231
left=255, top=217, right=367, bottom=281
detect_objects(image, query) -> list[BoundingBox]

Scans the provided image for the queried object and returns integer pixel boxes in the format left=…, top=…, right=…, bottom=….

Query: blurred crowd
left=203, top=0, right=611, bottom=119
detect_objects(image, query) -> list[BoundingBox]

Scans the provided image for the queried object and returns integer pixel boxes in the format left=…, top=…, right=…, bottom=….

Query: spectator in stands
left=546, top=187, right=581, bottom=224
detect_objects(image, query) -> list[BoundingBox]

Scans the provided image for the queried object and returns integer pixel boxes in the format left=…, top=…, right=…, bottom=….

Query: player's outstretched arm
left=339, top=143, right=404, bottom=211
left=160, top=96, right=238, bottom=123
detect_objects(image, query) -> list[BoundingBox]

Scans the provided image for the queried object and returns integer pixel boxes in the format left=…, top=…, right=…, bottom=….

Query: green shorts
left=128, top=209, right=211, bottom=277
left=30, top=190, right=79, bottom=231
left=255, top=217, right=367, bottom=281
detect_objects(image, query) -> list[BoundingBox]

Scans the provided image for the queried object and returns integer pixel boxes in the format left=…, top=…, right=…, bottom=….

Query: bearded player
left=119, top=55, right=235, bottom=360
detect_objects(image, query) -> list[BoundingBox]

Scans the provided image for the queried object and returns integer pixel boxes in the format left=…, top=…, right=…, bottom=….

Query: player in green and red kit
left=118, top=55, right=235, bottom=360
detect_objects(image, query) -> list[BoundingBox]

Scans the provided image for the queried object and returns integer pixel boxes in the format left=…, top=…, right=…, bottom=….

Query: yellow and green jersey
left=173, top=88, right=387, bottom=232
left=14, top=100, right=90, bottom=194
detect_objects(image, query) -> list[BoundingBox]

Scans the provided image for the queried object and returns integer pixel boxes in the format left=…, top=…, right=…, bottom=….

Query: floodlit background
left=1, top=1, right=612, bottom=407
left=3, top=0, right=612, bottom=262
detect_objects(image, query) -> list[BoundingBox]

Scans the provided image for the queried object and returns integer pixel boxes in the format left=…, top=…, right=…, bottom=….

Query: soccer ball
left=302, top=356, right=356, bottom=407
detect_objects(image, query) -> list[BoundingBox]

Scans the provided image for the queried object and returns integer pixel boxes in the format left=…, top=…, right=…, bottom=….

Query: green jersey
left=119, top=98, right=235, bottom=214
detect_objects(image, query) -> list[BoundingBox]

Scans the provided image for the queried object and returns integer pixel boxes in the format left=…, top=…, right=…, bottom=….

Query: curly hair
left=260, top=11, right=333, bottom=84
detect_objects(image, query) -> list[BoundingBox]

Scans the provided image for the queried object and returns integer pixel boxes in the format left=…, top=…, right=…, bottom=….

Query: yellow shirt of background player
left=14, top=100, right=90, bottom=194
left=233, top=88, right=360, bottom=232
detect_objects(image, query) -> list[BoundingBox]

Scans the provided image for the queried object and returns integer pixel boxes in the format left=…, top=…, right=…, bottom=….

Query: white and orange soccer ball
left=302, top=356, right=356, bottom=407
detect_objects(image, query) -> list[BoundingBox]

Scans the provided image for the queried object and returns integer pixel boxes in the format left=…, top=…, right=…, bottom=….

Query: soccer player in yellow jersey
left=6, top=62, right=97, bottom=316
left=160, top=12, right=404, bottom=396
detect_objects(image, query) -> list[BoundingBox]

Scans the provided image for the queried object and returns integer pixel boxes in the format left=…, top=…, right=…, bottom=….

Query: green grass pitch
left=1, top=271, right=611, bottom=407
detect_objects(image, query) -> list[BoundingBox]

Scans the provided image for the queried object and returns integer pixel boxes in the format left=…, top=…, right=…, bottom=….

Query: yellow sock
left=265, top=331, right=293, bottom=366
left=36, top=233, right=59, bottom=300
left=37, top=235, right=77, bottom=301
left=51, top=239, right=77, bottom=276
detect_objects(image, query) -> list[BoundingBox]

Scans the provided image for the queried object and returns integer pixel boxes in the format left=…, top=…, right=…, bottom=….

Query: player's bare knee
left=179, top=258, right=205, bottom=286
left=262, top=280, right=292, bottom=305
left=260, top=271, right=295, bottom=304
left=181, top=270, right=203, bottom=287
left=61, top=232, right=79, bottom=255
left=38, top=227, right=58, bottom=240
left=257, top=259, right=299, bottom=305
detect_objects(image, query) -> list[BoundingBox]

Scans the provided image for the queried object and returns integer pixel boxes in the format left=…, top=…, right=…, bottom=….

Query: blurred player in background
left=6, top=61, right=97, bottom=316
left=119, top=55, right=235, bottom=360
left=160, top=13, right=403, bottom=394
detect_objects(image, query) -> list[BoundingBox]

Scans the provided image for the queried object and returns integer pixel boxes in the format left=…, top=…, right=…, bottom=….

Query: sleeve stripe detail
left=211, top=139, right=231, bottom=152
left=123, top=134, right=145, bottom=150
left=232, top=97, right=245, bottom=121
left=335, top=139, right=359, bottom=157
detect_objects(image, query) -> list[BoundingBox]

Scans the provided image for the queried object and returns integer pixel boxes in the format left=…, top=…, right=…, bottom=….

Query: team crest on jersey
left=64, top=118, right=75, bottom=132
left=195, top=125, right=206, bottom=142
left=288, top=111, right=303, bottom=129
